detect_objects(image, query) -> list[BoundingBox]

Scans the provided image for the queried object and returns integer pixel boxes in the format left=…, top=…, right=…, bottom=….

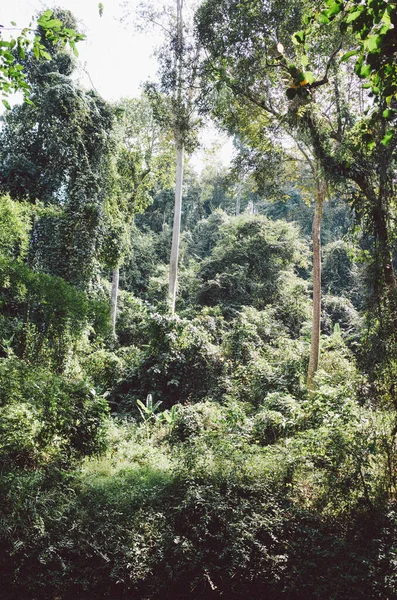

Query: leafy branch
left=0, top=9, right=85, bottom=107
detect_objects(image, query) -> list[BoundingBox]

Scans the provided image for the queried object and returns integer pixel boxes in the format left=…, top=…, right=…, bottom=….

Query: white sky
left=0, top=0, right=234, bottom=170
left=0, top=0, right=156, bottom=99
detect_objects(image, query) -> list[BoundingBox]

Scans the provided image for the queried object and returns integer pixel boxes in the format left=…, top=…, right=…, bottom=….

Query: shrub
left=0, top=257, right=109, bottom=369
left=114, top=314, right=225, bottom=412
left=196, top=215, right=309, bottom=317
left=0, top=357, right=109, bottom=467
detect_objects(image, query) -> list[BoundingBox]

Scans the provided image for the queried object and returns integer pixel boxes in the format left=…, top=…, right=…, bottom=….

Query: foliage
left=0, top=356, right=109, bottom=468
left=113, top=313, right=225, bottom=411
left=0, top=14, right=115, bottom=288
left=0, top=257, right=109, bottom=369
left=0, top=3, right=396, bottom=598
left=196, top=215, right=309, bottom=325
left=312, top=0, right=397, bottom=115
left=0, top=9, right=84, bottom=105
left=1, top=393, right=397, bottom=599
left=0, top=194, right=31, bottom=260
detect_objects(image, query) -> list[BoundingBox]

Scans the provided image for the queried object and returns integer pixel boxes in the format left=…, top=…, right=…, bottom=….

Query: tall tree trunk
left=307, top=179, right=326, bottom=390
left=169, top=142, right=184, bottom=314
left=236, top=182, right=241, bottom=216
left=110, top=265, right=119, bottom=336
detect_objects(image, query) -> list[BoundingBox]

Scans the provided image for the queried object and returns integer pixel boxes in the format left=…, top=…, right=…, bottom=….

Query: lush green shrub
left=115, top=291, right=151, bottom=346
left=0, top=257, right=109, bottom=369
left=168, top=402, right=224, bottom=444
left=322, top=240, right=361, bottom=301
left=1, top=404, right=396, bottom=600
left=196, top=215, right=309, bottom=319
left=252, top=393, right=305, bottom=445
left=80, top=349, right=125, bottom=392
left=0, top=194, right=31, bottom=261
left=0, top=357, right=109, bottom=467
left=114, top=314, right=225, bottom=412
left=322, top=294, right=363, bottom=343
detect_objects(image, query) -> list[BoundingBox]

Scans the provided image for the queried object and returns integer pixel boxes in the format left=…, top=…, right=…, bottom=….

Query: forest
left=0, top=0, right=396, bottom=598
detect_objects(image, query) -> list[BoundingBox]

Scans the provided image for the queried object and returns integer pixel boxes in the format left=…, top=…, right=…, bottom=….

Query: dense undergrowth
left=1, top=209, right=397, bottom=597
left=1, top=26, right=397, bottom=594
left=1, top=384, right=397, bottom=599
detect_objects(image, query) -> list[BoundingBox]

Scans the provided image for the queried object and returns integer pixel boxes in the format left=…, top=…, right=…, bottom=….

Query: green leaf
left=98, top=3, right=104, bottom=17
left=340, top=48, right=359, bottom=62
left=345, top=10, right=363, bottom=23
left=381, top=11, right=392, bottom=26
left=382, top=109, right=392, bottom=119
left=2, top=99, right=11, bottom=110
left=292, top=30, right=305, bottom=44
left=38, top=10, right=53, bottom=22
left=303, top=71, right=315, bottom=84
left=364, top=35, right=381, bottom=53
left=43, top=19, right=63, bottom=29
left=381, top=130, right=393, bottom=146
left=70, top=42, right=79, bottom=57
left=11, top=21, right=17, bottom=27
left=358, top=63, right=372, bottom=78
left=324, top=2, right=342, bottom=18
left=301, top=54, right=309, bottom=68
left=40, top=50, right=52, bottom=60
left=318, top=13, right=330, bottom=24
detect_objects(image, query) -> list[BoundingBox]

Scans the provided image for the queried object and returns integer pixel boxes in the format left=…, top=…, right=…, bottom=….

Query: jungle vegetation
left=0, top=1, right=396, bottom=598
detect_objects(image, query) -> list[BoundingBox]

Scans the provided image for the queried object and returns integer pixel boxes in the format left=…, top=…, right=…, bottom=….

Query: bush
left=0, top=257, right=109, bottom=369
left=252, top=393, right=305, bottom=446
left=322, top=294, right=363, bottom=343
left=196, top=215, right=309, bottom=317
left=168, top=402, right=224, bottom=444
left=114, top=314, right=225, bottom=412
left=0, top=357, right=109, bottom=467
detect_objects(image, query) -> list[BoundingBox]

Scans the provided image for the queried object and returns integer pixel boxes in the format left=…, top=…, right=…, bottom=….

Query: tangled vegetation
left=1, top=1, right=397, bottom=599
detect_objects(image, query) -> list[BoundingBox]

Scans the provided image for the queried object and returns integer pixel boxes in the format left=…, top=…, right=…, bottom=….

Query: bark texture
left=110, top=265, right=119, bottom=337
left=307, top=179, right=326, bottom=390
left=169, top=143, right=184, bottom=314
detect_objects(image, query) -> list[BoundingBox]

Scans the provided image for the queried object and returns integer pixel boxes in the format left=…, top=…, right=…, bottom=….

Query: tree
left=0, top=9, right=114, bottom=289
left=205, top=81, right=328, bottom=387
left=137, top=0, right=202, bottom=313
left=196, top=214, right=309, bottom=333
left=104, top=95, right=174, bottom=334
left=196, top=0, right=397, bottom=382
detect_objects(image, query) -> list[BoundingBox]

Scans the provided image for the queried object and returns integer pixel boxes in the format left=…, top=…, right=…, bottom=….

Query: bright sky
left=0, top=0, right=234, bottom=170
left=0, top=0, right=157, bottom=99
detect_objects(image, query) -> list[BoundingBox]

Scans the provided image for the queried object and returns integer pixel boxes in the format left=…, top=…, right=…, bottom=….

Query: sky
left=0, top=0, right=234, bottom=170
left=0, top=0, right=157, bottom=99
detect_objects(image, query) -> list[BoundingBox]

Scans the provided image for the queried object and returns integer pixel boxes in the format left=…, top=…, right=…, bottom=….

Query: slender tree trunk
left=236, top=183, right=241, bottom=216
left=307, top=179, right=326, bottom=390
left=169, top=141, right=184, bottom=314
left=110, top=265, right=119, bottom=336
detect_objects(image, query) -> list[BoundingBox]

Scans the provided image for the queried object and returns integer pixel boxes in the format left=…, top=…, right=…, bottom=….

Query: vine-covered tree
left=0, top=9, right=114, bottom=289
